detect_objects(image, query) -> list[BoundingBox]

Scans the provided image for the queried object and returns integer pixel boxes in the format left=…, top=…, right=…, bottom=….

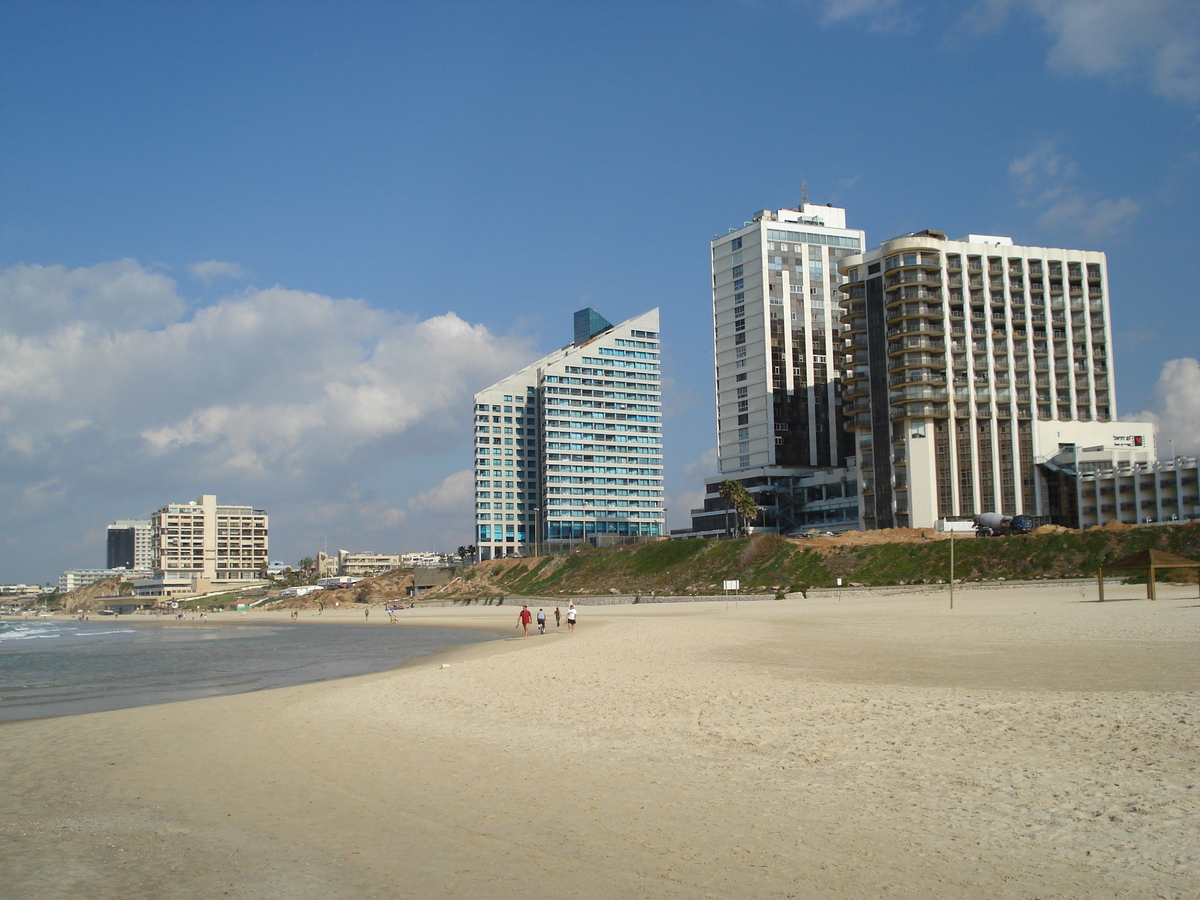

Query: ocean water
left=0, top=618, right=498, bottom=722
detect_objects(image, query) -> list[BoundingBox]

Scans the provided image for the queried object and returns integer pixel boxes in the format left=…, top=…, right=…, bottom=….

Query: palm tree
left=717, top=480, right=758, bottom=537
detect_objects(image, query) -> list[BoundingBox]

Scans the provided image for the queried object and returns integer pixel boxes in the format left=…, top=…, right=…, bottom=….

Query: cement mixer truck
left=973, top=512, right=1035, bottom=537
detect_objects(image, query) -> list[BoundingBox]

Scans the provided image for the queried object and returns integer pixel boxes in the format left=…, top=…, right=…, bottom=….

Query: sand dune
left=2, top=585, right=1197, bottom=899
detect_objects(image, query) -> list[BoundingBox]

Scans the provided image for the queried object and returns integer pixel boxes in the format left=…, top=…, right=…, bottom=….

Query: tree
left=298, top=556, right=316, bottom=576
left=717, top=480, right=758, bottom=537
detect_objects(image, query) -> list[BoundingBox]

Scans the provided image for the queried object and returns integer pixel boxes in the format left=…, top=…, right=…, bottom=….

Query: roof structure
left=1099, top=548, right=1199, bottom=601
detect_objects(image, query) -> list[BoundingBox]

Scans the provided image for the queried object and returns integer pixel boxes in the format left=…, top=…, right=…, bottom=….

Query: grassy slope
left=435, top=523, right=1200, bottom=599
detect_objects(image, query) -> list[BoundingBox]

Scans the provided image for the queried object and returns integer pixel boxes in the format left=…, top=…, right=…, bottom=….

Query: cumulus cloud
left=1125, top=358, right=1200, bottom=457
left=0, top=259, right=184, bottom=335
left=1008, top=140, right=1140, bottom=240
left=1029, top=0, right=1200, bottom=104
left=189, top=260, right=249, bottom=284
left=0, top=259, right=535, bottom=580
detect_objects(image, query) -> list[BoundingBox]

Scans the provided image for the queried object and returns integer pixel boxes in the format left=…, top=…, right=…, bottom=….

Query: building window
left=731, top=237, right=742, bottom=250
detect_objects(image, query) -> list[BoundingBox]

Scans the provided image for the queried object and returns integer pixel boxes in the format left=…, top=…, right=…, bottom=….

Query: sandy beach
left=2, top=584, right=1197, bottom=899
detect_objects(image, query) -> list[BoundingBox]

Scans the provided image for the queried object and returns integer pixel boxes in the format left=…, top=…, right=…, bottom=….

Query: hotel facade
left=837, top=231, right=1158, bottom=528
left=473, top=308, right=663, bottom=560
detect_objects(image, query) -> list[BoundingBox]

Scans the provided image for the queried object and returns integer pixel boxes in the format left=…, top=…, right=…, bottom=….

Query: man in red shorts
left=517, top=605, right=533, bottom=638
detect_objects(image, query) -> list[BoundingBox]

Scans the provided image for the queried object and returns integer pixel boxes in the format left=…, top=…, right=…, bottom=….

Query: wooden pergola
left=1098, top=548, right=1200, bottom=601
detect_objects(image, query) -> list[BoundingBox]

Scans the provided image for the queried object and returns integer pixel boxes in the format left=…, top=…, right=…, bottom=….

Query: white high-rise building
left=473, top=308, right=663, bottom=560
left=837, top=231, right=1156, bottom=528
left=688, top=205, right=865, bottom=537
left=712, top=204, right=866, bottom=473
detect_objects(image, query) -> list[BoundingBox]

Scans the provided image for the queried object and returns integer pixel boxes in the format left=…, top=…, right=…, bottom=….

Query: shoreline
left=2, top=585, right=1196, bottom=899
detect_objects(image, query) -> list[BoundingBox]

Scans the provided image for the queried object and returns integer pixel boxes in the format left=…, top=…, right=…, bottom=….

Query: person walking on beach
left=536, top=608, right=546, bottom=634
left=566, top=604, right=577, bottom=632
left=365, top=607, right=369, bottom=622
left=517, top=605, right=532, bottom=638
left=554, top=606, right=561, bottom=628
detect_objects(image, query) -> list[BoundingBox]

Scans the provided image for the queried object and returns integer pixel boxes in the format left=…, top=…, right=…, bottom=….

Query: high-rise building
left=150, top=494, right=268, bottom=583
left=713, top=204, right=865, bottom=472
left=688, top=205, right=865, bottom=536
left=106, top=519, right=153, bottom=570
left=473, top=308, right=663, bottom=560
left=837, top=231, right=1156, bottom=528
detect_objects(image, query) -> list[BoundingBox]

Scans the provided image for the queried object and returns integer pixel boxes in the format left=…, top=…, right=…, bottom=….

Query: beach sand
left=2, top=584, right=1197, bottom=899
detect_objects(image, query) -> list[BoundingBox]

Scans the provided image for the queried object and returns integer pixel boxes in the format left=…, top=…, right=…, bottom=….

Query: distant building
left=150, top=494, right=268, bottom=585
left=1072, top=453, right=1199, bottom=527
left=59, top=567, right=150, bottom=593
left=473, top=308, right=663, bottom=560
left=106, top=519, right=153, bottom=570
left=315, top=550, right=405, bottom=578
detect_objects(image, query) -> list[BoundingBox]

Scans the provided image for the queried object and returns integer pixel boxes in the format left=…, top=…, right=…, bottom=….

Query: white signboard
left=723, top=580, right=740, bottom=591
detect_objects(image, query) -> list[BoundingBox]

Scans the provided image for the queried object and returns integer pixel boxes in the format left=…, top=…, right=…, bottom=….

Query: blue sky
left=2, top=0, right=1198, bottom=584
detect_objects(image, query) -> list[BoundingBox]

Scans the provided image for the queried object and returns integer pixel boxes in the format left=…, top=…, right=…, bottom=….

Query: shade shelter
left=1098, top=548, right=1200, bottom=601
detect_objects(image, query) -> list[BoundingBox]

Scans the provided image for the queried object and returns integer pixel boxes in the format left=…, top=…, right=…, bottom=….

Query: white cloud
left=1008, top=139, right=1140, bottom=240
left=189, top=260, right=249, bottom=284
left=408, top=470, right=475, bottom=515
left=961, top=0, right=1200, bottom=105
left=0, top=259, right=183, bottom=335
left=1125, top=357, right=1200, bottom=457
left=0, top=259, right=535, bottom=580
left=817, top=0, right=913, bottom=32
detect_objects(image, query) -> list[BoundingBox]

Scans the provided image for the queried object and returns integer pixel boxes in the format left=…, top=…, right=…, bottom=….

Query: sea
left=0, top=617, right=498, bottom=722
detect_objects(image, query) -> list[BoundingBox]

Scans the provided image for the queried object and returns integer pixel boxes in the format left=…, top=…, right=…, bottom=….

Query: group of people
left=517, top=603, right=576, bottom=638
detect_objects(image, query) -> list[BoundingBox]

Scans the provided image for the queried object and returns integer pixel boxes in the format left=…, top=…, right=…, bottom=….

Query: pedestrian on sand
left=518, top=605, right=533, bottom=638
left=536, top=608, right=546, bottom=634
left=365, top=608, right=369, bottom=621
left=554, top=607, right=561, bottom=628
left=567, top=604, right=577, bottom=632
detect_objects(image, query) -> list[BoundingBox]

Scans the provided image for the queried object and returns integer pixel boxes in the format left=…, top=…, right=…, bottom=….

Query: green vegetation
left=439, top=523, right=1200, bottom=598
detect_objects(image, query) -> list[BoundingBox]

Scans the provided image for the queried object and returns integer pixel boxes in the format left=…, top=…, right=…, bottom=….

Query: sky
left=2, top=0, right=1198, bottom=585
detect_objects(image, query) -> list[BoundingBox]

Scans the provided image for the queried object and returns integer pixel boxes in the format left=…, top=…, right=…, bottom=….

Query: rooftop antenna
left=801, top=177, right=809, bottom=209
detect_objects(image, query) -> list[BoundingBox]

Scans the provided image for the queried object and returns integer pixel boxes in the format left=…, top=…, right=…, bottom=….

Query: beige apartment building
left=151, top=494, right=268, bottom=584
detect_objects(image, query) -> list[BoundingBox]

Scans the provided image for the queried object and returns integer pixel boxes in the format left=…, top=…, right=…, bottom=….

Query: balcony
left=889, top=370, right=947, bottom=388
left=885, top=271, right=942, bottom=289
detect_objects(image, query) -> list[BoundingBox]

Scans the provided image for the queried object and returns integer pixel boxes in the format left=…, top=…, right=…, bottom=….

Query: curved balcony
left=888, top=337, right=945, bottom=356
left=890, top=369, right=948, bottom=389
left=884, top=270, right=942, bottom=290
left=886, top=300, right=943, bottom=320
left=890, top=402, right=950, bottom=420
left=887, top=321, right=945, bottom=341
left=889, top=388, right=949, bottom=406
left=843, top=317, right=868, bottom=337
left=842, top=381, right=870, bottom=400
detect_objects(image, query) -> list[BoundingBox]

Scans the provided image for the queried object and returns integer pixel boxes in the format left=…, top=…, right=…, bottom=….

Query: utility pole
left=949, top=528, right=955, bottom=610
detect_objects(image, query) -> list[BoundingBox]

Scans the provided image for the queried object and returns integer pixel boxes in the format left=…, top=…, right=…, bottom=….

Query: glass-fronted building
left=473, top=308, right=663, bottom=560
